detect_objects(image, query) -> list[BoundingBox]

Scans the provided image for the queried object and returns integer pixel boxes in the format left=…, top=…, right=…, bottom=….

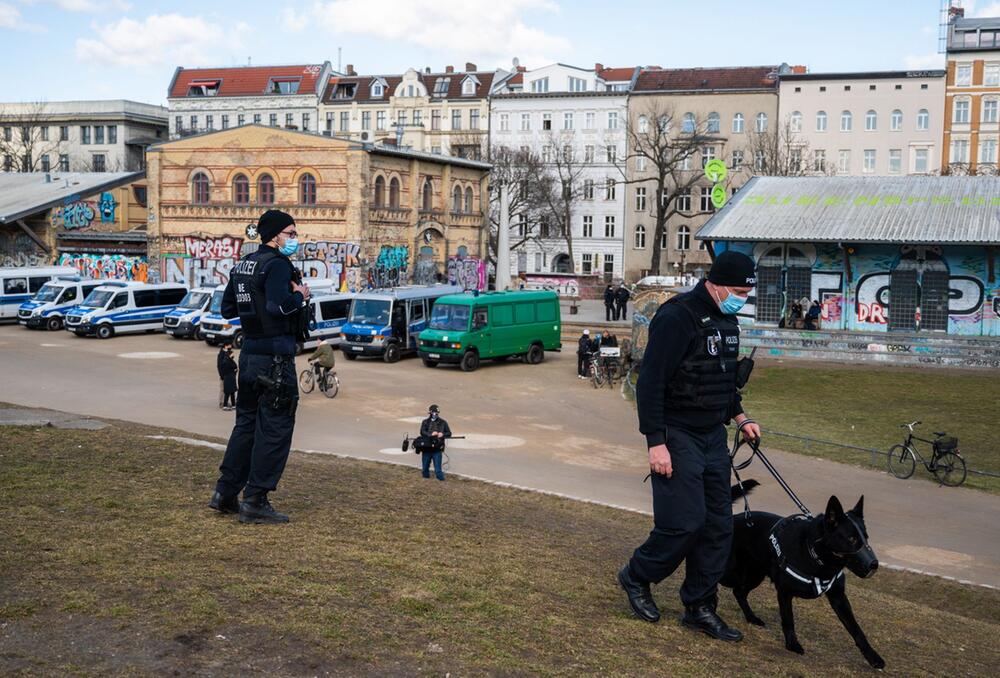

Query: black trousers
left=628, top=424, right=733, bottom=608
left=617, top=302, right=627, bottom=320
left=605, top=303, right=616, bottom=321
left=216, top=352, right=298, bottom=500
left=577, top=353, right=588, bottom=376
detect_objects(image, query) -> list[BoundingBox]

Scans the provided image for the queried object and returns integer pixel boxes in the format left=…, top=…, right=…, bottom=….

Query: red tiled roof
left=634, top=66, right=779, bottom=92
left=169, top=64, right=326, bottom=98
left=322, top=70, right=496, bottom=104
left=598, top=67, right=636, bottom=82
left=506, top=72, right=524, bottom=85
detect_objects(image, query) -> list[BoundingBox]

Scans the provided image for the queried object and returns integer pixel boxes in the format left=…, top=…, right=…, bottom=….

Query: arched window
left=917, top=108, right=929, bottom=130
left=755, top=112, right=768, bottom=133
left=638, top=115, right=649, bottom=133
left=790, top=111, right=802, bottom=132
left=464, top=186, right=473, bottom=213
left=192, top=171, right=210, bottom=205
left=232, top=173, right=249, bottom=205
left=682, top=112, right=696, bottom=134
left=707, top=112, right=720, bottom=133
left=452, top=185, right=463, bottom=212
left=816, top=110, right=827, bottom=132
left=257, top=174, right=274, bottom=205
left=299, top=173, right=316, bottom=205
left=841, top=110, right=853, bottom=131
left=677, top=225, right=690, bottom=251
left=373, top=175, right=385, bottom=207
left=389, top=177, right=400, bottom=207
left=890, top=109, right=903, bottom=131
left=634, top=224, right=646, bottom=249
left=865, top=109, right=877, bottom=131
left=732, top=112, right=744, bottom=133
left=422, top=179, right=433, bottom=211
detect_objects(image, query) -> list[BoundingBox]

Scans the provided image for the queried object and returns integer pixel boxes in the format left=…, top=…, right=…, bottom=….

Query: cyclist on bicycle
left=308, top=339, right=336, bottom=384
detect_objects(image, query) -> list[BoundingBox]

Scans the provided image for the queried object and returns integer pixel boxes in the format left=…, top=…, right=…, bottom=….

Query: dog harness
left=769, top=516, right=845, bottom=598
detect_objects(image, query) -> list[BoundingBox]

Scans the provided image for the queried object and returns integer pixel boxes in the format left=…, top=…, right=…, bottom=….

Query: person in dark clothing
left=577, top=329, right=592, bottom=379
left=615, top=284, right=631, bottom=321
left=604, top=284, right=617, bottom=321
left=618, top=250, right=762, bottom=643
left=418, top=404, right=452, bottom=480
left=216, top=342, right=231, bottom=408
left=209, top=209, right=311, bottom=525
left=804, top=299, right=822, bottom=330
left=603, top=332, right=618, bottom=347
left=218, top=344, right=238, bottom=410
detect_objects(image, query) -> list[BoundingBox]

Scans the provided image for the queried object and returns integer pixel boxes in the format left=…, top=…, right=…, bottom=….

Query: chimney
left=465, top=62, right=476, bottom=72
left=517, top=65, right=526, bottom=72
left=425, top=67, right=431, bottom=74
left=595, top=62, right=604, bottom=73
left=445, top=65, right=454, bottom=74
left=346, top=64, right=356, bottom=76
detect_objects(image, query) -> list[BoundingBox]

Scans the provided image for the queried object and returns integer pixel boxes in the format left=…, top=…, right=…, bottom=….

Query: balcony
left=369, top=207, right=411, bottom=223
left=449, top=212, right=484, bottom=228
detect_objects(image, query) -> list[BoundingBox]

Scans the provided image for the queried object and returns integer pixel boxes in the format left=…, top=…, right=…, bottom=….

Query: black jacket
left=636, top=280, right=744, bottom=446
left=603, top=287, right=615, bottom=306
left=419, top=416, right=452, bottom=450
left=615, top=287, right=630, bottom=305
left=218, top=350, right=238, bottom=393
left=577, top=335, right=592, bottom=354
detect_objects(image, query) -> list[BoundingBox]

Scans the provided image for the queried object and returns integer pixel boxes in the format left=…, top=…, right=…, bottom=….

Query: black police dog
left=721, top=481, right=885, bottom=670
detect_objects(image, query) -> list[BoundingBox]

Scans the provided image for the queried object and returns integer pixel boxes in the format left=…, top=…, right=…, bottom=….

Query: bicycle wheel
left=932, top=452, right=967, bottom=487
left=886, top=444, right=916, bottom=479
left=590, top=362, right=603, bottom=389
left=322, top=373, right=339, bottom=399
left=298, top=369, right=316, bottom=394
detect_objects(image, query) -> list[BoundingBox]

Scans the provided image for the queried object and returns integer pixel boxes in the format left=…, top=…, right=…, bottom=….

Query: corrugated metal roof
left=696, top=176, right=1000, bottom=245
left=0, top=172, right=144, bottom=224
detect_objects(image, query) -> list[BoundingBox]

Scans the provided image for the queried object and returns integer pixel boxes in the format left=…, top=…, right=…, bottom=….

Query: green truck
left=417, top=290, right=561, bottom=371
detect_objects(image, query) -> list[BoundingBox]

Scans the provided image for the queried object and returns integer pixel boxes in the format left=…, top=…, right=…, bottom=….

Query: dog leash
left=731, top=421, right=813, bottom=519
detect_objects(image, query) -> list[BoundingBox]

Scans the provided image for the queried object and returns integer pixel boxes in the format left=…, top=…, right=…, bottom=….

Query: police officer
left=617, top=251, right=761, bottom=641
left=208, top=209, right=311, bottom=524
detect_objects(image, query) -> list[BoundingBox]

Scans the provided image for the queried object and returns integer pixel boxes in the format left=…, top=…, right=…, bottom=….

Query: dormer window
left=268, top=78, right=301, bottom=95
left=188, top=80, right=220, bottom=97
left=462, top=79, right=475, bottom=96
left=372, top=82, right=384, bottom=97
left=333, top=83, right=356, bottom=99
left=433, top=77, right=451, bottom=97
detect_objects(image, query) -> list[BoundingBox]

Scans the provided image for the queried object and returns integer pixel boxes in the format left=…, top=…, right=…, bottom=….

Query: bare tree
left=0, top=102, right=65, bottom=172
left=534, top=130, right=589, bottom=273
left=483, top=143, right=552, bottom=268
left=741, top=115, right=830, bottom=177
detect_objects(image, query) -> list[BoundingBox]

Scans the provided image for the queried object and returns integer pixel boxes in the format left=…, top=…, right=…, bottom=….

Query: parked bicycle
left=887, top=421, right=966, bottom=487
left=588, top=348, right=623, bottom=389
left=299, top=363, right=340, bottom=399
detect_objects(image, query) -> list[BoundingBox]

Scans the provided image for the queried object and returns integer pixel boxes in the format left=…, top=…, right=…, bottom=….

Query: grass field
left=1, top=422, right=998, bottom=676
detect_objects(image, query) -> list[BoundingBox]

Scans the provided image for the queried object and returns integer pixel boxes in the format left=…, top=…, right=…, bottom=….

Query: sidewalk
left=559, top=299, right=633, bottom=328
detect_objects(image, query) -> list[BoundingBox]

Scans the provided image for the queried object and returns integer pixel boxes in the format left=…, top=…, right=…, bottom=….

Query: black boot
left=239, top=494, right=289, bottom=525
left=208, top=490, right=239, bottom=514
left=618, top=565, right=660, bottom=623
left=681, top=604, right=743, bottom=642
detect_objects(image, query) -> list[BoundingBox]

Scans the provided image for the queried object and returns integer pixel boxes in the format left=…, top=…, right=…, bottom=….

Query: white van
left=162, top=286, right=215, bottom=339
left=0, top=266, right=77, bottom=320
left=64, top=281, right=189, bottom=339
left=18, top=277, right=105, bottom=330
left=302, top=291, right=353, bottom=351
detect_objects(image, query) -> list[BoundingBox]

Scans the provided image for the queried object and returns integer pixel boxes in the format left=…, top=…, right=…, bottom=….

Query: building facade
left=623, top=66, right=781, bottom=283
left=0, top=100, right=167, bottom=173
left=166, top=63, right=333, bottom=138
left=145, top=125, right=490, bottom=291
left=778, top=71, right=945, bottom=176
left=319, top=63, right=500, bottom=158
left=943, top=11, right=1000, bottom=173
left=490, top=63, right=638, bottom=281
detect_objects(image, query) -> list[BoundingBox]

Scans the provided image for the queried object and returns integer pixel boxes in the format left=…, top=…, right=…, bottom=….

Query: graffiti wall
left=294, top=241, right=361, bottom=290
left=368, top=244, right=410, bottom=288
left=57, top=253, right=149, bottom=281
left=0, top=230, right=48, bottom=267
left=447, top=255, right=486, bottom=291
left=163, top=236, right=244, bottom=287
left=49, top=192, right=118, bottom=231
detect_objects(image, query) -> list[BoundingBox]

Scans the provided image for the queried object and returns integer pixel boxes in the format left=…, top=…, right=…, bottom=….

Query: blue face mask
left=716, top=287, right=748, bottom=315
left=278, top=238, right=299, bottom=257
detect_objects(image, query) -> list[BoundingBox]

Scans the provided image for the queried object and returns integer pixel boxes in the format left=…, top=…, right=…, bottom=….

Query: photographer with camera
left=417, top=404, right=451, bottom=481
left=209, top=209, right=311, bottom=525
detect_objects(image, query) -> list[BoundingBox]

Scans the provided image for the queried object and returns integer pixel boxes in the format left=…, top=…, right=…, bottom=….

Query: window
left=841, top=110, right=852, bottom=131
left=499, top=113, right=509, bottom=131
left=700, top=186, right=713, bottom=211
left=869, top=84, right=877, bottom=91
left=838, top=150, right=850, bottom=173
left=580, top=112, right=592, bottom=130
left=299, top=173, right=317, bottom=205
left=956, top=64, right=972, bottom=86
left=433, top=78, right=451, bottom=96
left=205, top=115, right=213, bottom=131
left=606, top=145, right=617, bottom=163
left=374, top=176, right=386, bottom=207
left=221, top=115, right=229, bottom=130
left=608, top=111, right=618, bottom=130
left=731, top=149, right=744, bottom=168
left=517, top=214, right=529, bottom=237
left=985, top=99, right=999, bottom=124
left=603, top=253, right=614, bottom=277
left=414, top=110, right=422, bottom=126
left=682, top=113, right=696, bottom=134
left=41, top=154, right=50, bottom=172
left=986, top=64, right=1000, bottom=86
left=888, top=149, right=902, bottom=174
left=362, top=111, right=372, bottom=130
left=452, top=185, right=462, bottom=212
left=462, top=79, right=476, bottom=96
left=706, top=112, right=720, bottom=134
left=397, top=111, right=407, bottom=127
left=634, top=224, right=646, bottom=249
left=269, top=79, right=301, bottom=94
left=388, top=178, right=400, bottom=207
left=584, top=145, right=595, bottom=163
left=192, top=172, right=210, bottom=204
left=465, top=186, right=473, bottom=213
left=58, top=154, right=69, bottom=171
left=914, top=148, right=929, bottom=173
left=531, top=77, right=549, bottom=93
left=451, top=110, right=461, bottom=130
left=3, top=277, right=27, bottom=294
left=638, top=115, right=649, bottom=133
left=569, top=76, right=587, bottom=92
left=581, top=253, right=593, bottom=274
left=377, top=110, right=387, bottom=130
left=732, top=112, right=744, bottom=133
left=635, top=187, right=647, bottom=211
left=520, top=113, right=530, bottom=131
left=863, top=149, right=876, bottom=173
left=661, top=228, right=668, bottom=249
left=701, top=145, right=716, bottom=167
left=604, top=216, right=616, bottom=238
left=884, top=109, right=901, bottom=133
left=954, top=99, right=970, bottom=124
left=755, top=112, right=768, bottom=132
left=372, top=82, right=384, bottom=97
left=470, top=109, right=480, bottom=130
left=92, top=154, right=105, bottom=172
left=865, top=109, right=877, bottom=130
left=340, top=111, right=350, bottom=132
left=564, top=112, right=574, bottom=130
left=80, top=125, right=90, bottom=144
left=582, top=215, right=593, bottom=237
left=754, top=150, right=765, bottom=171
left=269, top=113, right=278, bottom=127
left=814, top=149, right=826, bottom=173
left=563, top=145, right=573, bottom=162
left=39, top=126, right=48, bottom=142
left=253, top=113, right=261, bottom=125
left=542, top=145, right=552, bottom=163
left=816, top=110, right=827, bottom=132
left=982, top=139, right=998, bottom=164
left=583, top=179, right=594, bottom=199
left=238, top=114, right=246, bottom=127
left=302, top=113, right=310, bottom=131
left=605, top=178, right=616, bottom=201
left=258, top=174, right=274, bottom=205
left=107, top=125, right=117, bottom=143
left=790, top=111, right=802, bottom=132
left=677, top=189, right=691, bottom=212
left=233, top=173, right=249, bottom=204
left=636, top=156, right=646, bottom=172
left=538, top=112, right=551, bottom=131
left=422, top=179, right=433, bottom=211
left=59, top=125, right=69, bottom=141
left=677, top=225, right=690, bottom=251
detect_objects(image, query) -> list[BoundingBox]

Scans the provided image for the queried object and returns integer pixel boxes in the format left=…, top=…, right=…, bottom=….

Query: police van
left=302, top=290, right=353, bottom=351
left=64, top=281, right=189, bottom=339
left=18, top=276, right=105, bottom=330
left=162, top=286, right=214, bottom=339
left=340, top=285, right=463, bottom=363
left=0, top=266, right=78, bottom=320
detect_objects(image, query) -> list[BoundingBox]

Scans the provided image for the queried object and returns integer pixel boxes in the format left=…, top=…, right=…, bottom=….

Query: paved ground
left=1, top=323, right=998, bottom=588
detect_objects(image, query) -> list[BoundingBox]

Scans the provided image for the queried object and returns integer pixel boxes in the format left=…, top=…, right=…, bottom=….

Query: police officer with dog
left=618, top=251, right=761, bottom=642
left=209, top=209, right=311, bottom=524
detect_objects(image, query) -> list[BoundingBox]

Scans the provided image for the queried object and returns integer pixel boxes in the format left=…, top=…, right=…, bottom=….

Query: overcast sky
left=1, top=0, right=994, bottom=106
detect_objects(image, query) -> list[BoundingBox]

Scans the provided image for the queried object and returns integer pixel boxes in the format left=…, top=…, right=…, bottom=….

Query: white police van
left=0, top=266, right=77, bottom=320
left=303, top=290, right=353, bottom=351
left=64, top=281, right=189, bottom=339
left=199, top=283, right=241, bottom=347
left=162, top=286, right=214, bottom=339
left=18, top=276, right=105, bottom=330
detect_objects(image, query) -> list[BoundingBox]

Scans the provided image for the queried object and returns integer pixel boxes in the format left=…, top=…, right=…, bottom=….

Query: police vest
left=663, top=295, right=740, bottom=411
left=230, top=248, right=298, bottom=339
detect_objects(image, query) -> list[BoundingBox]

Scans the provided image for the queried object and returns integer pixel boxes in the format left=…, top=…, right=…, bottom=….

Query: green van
left=417, top=290, right=561, bottom=371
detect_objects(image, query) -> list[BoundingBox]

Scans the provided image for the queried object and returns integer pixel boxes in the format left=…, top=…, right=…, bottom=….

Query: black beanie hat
left=708, top=251, right=757, bottom=287
left=256, top=209, right=295, bottom=243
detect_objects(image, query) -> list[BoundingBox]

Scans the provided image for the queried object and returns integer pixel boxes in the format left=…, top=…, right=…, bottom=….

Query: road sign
left=711, top=184, right=727, bottom=209
left=704, top=159, right=728, bottom=183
